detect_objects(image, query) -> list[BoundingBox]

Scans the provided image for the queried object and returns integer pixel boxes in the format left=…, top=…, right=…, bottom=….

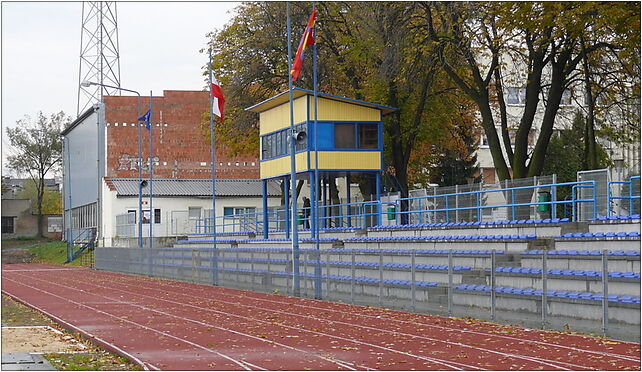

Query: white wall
left=101, top=179, right=281, bottom=245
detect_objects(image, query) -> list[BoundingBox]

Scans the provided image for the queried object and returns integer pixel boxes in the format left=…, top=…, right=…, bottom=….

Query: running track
left=2, top=264, right=640, bottom=370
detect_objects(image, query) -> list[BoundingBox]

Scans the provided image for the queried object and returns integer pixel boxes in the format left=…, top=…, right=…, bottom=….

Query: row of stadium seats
left=454, top=284, right=641, bottom=304
left=521, top=249, right=640, bottom=256
left=171, top=245, right=506, bottom=256
left=344, top=234, right=536, bottom=241
left=589, top=215, right=640, bottom=221
left=488, top=266, right=640, bottom=278
left=150, top=254, right=473, bottom=271
left=371, top=218, right=571, bottom=230
left=557, top=231, right=640, bottom=238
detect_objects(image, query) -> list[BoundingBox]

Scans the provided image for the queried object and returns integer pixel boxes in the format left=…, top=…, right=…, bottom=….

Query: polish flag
left=211, top=76, right=225, bottom=123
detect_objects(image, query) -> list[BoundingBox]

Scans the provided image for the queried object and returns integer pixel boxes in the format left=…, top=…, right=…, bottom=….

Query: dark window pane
left=261, top=136, right=269, bottom=160
left=154, top=209, right=161, bottom=224
left=1, top=217, right=14, bottom=234
left=335, top=123, right=355, bottom=149
left=358, top=124, right=378, bottom=149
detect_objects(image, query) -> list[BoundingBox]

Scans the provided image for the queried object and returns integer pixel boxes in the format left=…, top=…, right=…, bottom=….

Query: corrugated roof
left=107, top=178, right=281, bottom=197
left=245, top=88, right=398, bottom=115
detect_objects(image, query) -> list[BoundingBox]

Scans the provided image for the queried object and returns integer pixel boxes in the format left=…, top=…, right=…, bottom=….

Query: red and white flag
left=210, top=75, right=225, bottom=123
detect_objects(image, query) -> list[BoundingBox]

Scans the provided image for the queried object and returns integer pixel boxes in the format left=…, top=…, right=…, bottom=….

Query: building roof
left=245, top=87, right=398, bottom=115
left=106, top=178, right=281, bottom=198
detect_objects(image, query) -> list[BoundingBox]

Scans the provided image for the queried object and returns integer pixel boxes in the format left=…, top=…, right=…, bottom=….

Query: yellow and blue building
left=246, top=88, right=397, bottom=235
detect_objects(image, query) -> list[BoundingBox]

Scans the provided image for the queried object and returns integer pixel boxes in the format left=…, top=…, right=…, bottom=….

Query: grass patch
left=3, top=236, right=40, bottom=242
left=1, top=294, right=55, bottom=326
left=44, top=352, right=142, bottom=371
left=28, top=241, right=69, bottom=265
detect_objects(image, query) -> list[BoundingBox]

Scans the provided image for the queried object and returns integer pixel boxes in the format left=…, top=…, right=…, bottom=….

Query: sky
left=1, top=1, right=239, bottom=177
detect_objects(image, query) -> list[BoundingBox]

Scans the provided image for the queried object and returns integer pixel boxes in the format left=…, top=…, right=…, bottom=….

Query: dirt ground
left=2, top=326, right=86, bottom=353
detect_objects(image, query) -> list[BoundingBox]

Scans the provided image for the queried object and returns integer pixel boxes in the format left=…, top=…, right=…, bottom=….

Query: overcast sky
left=1, top=1, right=239, bottom=177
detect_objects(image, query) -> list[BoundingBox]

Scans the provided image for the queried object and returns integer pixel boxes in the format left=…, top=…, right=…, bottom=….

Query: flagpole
left=287, top=1, right=301, bottom=297
left=312, top=2, right=321, bottom=300
left=149, top=91, right=153, bottom=251
left=209, top=48, right=219, bottom=286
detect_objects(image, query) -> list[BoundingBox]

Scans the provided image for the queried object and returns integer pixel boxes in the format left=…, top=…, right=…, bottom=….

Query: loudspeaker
left=295, top=130, right=307, bottom=145
left=140, top=180, right=148, bottom=188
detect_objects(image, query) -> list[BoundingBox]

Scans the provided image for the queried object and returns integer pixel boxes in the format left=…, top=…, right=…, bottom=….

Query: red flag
left=291, top=8, right=317, bottom=82
left=210, top=75, right=225, bottom=123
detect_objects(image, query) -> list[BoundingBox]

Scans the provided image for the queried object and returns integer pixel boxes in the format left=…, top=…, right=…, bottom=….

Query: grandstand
left=96, top=206, right=641, bottom=341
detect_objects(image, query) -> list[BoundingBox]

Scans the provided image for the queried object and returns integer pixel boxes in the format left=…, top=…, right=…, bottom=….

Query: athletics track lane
left=2, top=264, right=640, bottom=370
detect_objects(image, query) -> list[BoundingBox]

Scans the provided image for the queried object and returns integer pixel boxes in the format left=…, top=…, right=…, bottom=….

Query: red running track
left=2, top=264, right=640, bottom=370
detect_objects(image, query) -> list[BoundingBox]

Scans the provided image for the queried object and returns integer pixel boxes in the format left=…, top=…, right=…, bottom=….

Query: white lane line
left=1, top=289, right=155, bottom=371
left=2, top=278, right=256, bottom=371
left=45, top=271, right=487, bottom=371
left=154, top=276, right=641, bottom=364
left=5, top=274, right=362, bottom=371
left=99, top=274, right=583, bottom=370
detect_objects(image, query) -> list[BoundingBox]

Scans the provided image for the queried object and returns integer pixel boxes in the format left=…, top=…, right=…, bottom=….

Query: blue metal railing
left=607, top=176, right=641, bottom=216
left=189, top=179, right=607, bottom=236
left=391, top=181, right=597, bottom=224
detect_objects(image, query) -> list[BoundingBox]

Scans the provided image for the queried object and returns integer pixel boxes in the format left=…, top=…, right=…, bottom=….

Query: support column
left=376, top=172, right=382, bottom=226
left=310, top=172, right=316, bottom=238
left=285, top=176, right=290, bottom=239
left=322, top=175, right=327, bottom=229
left=262, top=179, right=269, bottom=239
left=346, top=172, right=352, bottom=227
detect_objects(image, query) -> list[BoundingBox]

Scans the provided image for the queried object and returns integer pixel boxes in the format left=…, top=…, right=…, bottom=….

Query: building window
left=188, top=207, right=202, bottom=219
left=224, top=207, right=256, bottom=217
left=2, top=217, right=15, bottom=234
left=142, top=209, right=161, bottom=224
left=358, top=123, right=378, bottom=149
left=127, top=209, right=137, bottom=223
left=335, top=123, right=356, bottom=148
left=506, top=87, right=526, bottom=105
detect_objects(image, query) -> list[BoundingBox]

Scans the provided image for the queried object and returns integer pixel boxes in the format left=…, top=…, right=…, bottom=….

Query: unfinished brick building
left=104, top=90, right=259, bottom=179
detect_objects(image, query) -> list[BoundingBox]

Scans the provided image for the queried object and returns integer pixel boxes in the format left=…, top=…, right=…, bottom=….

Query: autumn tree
left=17, top=179, right=63, bottom=215
left=421, top=2, right=640, bottom=181
left=205, top=2, right=477, bottom=221
left=6, top=111, right=68, bottom=236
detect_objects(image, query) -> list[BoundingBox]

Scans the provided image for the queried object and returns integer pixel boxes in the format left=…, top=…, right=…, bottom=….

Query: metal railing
left=608, top=176, right=641, bottom=217
left=391, top=180, right=598, bottom=225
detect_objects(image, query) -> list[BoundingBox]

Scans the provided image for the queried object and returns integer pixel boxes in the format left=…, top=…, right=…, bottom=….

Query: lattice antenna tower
left=77, top=1, right=121, bottom=116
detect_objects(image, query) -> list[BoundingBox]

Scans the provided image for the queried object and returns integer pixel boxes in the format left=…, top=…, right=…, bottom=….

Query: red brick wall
left=104, top=90, right=259, bottom=179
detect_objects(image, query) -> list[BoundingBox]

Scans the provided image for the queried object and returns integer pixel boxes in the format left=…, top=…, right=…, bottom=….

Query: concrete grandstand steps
left=519, top=251, right=640, bottom=272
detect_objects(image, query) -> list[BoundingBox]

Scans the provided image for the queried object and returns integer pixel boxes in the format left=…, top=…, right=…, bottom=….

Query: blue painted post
left=310, top=172, right=316, bottom=238
left=262, top=180, right=269, bottom=239
left=511, top=188, right=516, bottom=220
left=445, top=195, right=449, bottom=223
left=551, top=174, right=557, bottom=219
left=376, top=172, right=382, bottom=226
left=285, top=176, right=290, bottom=239
left=322, top=176, right=327, bottom=229
left=628, top=178, right=633, bottom=216
left=592, top=181, right=597, bottom=219
left=346, top=172, right=351, bottom=227
left=476, top=191, right=481, bottom=222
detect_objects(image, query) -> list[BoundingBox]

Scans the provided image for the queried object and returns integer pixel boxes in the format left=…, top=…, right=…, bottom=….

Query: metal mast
left=77, top=1, right=121, bottom=116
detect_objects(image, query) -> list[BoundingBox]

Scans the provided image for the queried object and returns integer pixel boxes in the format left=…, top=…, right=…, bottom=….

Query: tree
left=17, top=179, right=63, bottom=215
left=422, top=2, right=640, bottom=181
left=543, top=111, right=609, bottom=216
left=6, top=111, right=69, bottom=237
left=205, top=2, right=477, bottom=221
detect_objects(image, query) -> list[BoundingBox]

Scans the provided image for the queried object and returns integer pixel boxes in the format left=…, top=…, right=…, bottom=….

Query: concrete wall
left=1, top=199, right=62, bottom=239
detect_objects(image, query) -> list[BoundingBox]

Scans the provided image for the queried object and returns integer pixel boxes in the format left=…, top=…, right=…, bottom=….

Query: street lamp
left=81, top=81, right=144, bottom=249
